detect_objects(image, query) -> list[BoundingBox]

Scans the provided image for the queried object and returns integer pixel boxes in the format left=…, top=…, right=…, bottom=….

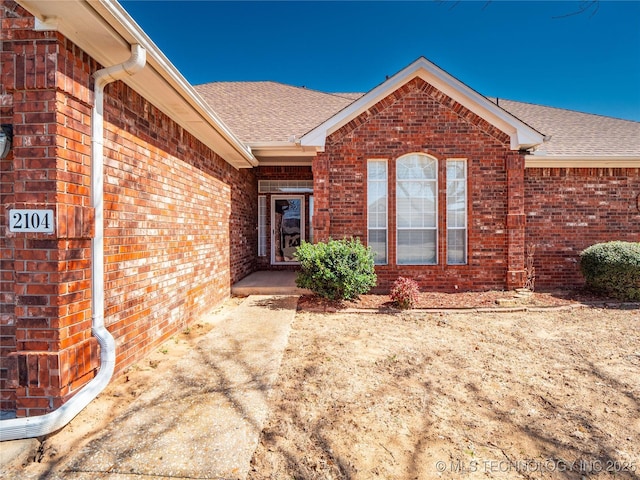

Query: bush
left=390, top=277, right=420, bottom=309
left=580, top=241, right=640, bottom=301
left=295, top=238, right=377, bottom=300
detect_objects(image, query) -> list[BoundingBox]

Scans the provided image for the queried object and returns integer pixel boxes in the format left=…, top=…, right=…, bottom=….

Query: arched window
left=396, top=153, right=437, bottom=264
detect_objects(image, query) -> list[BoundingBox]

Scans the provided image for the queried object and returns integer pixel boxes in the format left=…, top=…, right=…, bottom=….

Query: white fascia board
left=96, top=1, right=257, bottom=166
left=17, top=0, right=257, bottom=169
left=525, top=156, right=640, bottom=168
left=248, top=142, right=319, bottom=158
left=301, top=57, right=544, bottom=151
left=249, top=142, right=318, bottom=166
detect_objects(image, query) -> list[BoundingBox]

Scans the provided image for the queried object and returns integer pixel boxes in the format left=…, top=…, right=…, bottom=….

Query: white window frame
left=446, top=158, right=468, bottom=265
left=396, top=153, right=438, bottom=265
left=367, top=159, right=388, bottom=265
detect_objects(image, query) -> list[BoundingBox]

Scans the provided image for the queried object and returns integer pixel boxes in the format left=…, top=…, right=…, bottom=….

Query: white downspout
left=0, top=44, right=146, bottom=441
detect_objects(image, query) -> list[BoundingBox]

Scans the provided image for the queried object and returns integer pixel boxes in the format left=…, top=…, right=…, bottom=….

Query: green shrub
left=390, top=276, right=420, bottom=310
left=295, top=238, right=377, bottom=300
left=580, top=241, right=640, bottom=301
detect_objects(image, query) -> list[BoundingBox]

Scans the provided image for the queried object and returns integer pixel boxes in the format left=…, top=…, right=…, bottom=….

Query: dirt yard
left=4, top=294, right=638, bottom=480
left=248, top=305, right=639, bottom=479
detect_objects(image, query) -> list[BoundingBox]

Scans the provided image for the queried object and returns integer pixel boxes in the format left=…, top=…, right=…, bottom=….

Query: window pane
left=446, top=161, right=465, bottom=180
left=447, top=181, right=465, bottom=200
left=447, top=229, right=466, bottom=264
left=368, top=161, right=387, bottom=180
left=396, top=197, right=410, bottom=228
left=368, top=210, right=387, bottom=229
left=447, top=159, right=467, bottom=265
left=368, top=229, right=387, bottom=265
left=448, top=211, right=465, bottom=229
left=397, top=230, right=436, bottom=264
left=397, top=155, right=437, bottom=180
left=377, top=211, right=387, bottom=229
left=397, top=180, right=436, bottom=198
left=397, top=183, right=436, bottom=228
left=368, top=181, right=387, bottom=229
left=396, top=154, right=438, bottom=265
left=368, top=160, right=387, bottom=265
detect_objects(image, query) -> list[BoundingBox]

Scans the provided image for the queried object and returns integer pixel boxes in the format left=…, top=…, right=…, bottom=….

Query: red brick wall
left=0, top=2, right=16, bottom=411
left=0, top=0, right=77, bottom=415
left=101, top=80, right=257, bottom=372
left=1, top=0, right=256, bottom=415
left=525, top=167, right=640, bottom=289
left=313, top=77, right=525, bottom=292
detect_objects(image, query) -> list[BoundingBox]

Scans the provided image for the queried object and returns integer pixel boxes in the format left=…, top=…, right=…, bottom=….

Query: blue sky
left=120, top=1, right=640, bottom=121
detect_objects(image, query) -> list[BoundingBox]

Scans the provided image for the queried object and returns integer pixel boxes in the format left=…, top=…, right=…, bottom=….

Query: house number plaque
left=9, top=209, right=55, bottom=233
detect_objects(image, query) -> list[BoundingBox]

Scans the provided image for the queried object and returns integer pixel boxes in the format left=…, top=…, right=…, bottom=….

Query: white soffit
left=18, top=0, right=257, bottom=169
left=301, top=57, right=545, bottom=151
left=248, top=142, right=318, bottom=157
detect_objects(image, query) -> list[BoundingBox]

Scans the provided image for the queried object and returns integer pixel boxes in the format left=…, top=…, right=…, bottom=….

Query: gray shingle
left=195, top=81, right=640, bottom=157
left=497, top=99, right=640, bottom=157
left=194, top=81, right=360, bottom=143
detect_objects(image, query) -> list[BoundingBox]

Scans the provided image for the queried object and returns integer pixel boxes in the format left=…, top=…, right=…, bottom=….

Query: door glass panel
left=273, top=197, right=303, bottom=263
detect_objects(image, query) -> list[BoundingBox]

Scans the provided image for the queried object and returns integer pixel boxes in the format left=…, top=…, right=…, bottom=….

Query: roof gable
left=300, top=57, right=545, bottom=151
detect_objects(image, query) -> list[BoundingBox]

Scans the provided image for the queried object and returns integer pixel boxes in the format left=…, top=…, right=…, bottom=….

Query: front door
left=271, top=196, right=305, bottom=264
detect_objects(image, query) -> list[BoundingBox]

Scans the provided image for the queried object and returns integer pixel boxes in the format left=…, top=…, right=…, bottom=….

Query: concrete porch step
left=231, top=271, right=312, bottom=296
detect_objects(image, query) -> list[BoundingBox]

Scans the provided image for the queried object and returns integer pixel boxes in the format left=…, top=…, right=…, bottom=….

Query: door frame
left=271, top=195, right=305, bottom=265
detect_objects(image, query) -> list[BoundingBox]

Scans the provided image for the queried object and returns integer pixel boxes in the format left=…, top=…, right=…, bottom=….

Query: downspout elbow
left=94, top=44, right=146, bottom=87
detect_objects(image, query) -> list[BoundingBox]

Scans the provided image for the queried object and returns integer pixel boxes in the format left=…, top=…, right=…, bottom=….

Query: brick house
left=196, top=71, right=640, bottom=292
left=1, top=0, right=638, bottom=435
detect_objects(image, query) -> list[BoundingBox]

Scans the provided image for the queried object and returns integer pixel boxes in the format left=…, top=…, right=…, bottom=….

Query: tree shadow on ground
left=25, top=300, right=295, bottom=480
left=249, top=308, right=639, bottom=480
left=251, top=296, right=301, bottom=311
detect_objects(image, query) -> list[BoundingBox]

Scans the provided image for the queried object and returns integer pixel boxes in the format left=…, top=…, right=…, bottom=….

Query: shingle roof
left=195, top=81, right=640, bottom=157
left=496, top=99, right=640, bottom=157
left=194, top=82, right=360, bottom=143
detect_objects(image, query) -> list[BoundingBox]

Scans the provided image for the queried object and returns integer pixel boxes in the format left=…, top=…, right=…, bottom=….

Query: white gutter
left=0, top=44, right=146, bottom=441
left=94, top=0, right=256, bottom=168
left=17, top=0, right=257, bottom=168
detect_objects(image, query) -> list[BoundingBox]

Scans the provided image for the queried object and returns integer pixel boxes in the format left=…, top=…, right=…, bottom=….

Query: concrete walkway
left=0, top=295, right=298, bottom=480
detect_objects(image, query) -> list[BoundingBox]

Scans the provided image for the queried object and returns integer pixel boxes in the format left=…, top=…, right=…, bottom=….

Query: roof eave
left=247, top=142, right=319, bottom=166
left=18, top=0, right=257, bottom=169
left=301, top=57, right=545, bottom=152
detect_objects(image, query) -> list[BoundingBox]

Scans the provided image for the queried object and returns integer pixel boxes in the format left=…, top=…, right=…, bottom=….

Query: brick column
left=312, top=153, right=330, bottom=242
left=506, top=154, right=526, bottom=289
left=0, top=2, right=17, bottom=412
left=2, top=3, right=99, bottom=416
